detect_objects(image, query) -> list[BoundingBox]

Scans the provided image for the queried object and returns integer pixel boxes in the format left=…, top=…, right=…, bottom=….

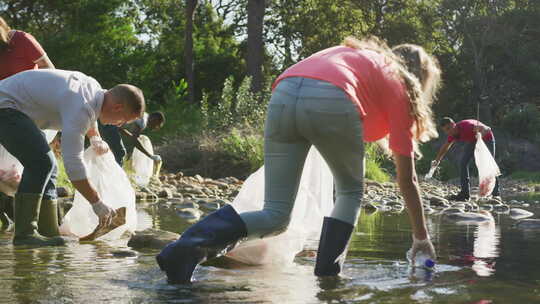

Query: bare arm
left=434, top=142, right=453, bottom=163
left=86, top=125, right=100, bottom=138
left=119, top=128, right=154, bottom=158
left=394, top=153, right=429, bottom=240
left=473, top=125, right=491, bottom=136
left=35, top=54, right=55, bottom=69
left=71, top=179, right=100, bottom=204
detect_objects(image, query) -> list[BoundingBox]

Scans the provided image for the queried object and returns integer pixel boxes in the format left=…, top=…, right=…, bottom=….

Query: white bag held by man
left=60, top=148, right=137, bottom=240
left=131, top=135, right=154, bottom=187
left=474, top=135, right=501, bottom=197
left=0, top=130, right=57, bottom=196
left=226, top=147, right=334, bottom=266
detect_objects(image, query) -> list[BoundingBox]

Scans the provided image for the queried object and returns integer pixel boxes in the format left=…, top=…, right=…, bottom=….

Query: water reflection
left=1, top=204, right=539, bottom=303
left=446, top=212, right=500, bottom=277
left=472, top=214, right=500, bottom=277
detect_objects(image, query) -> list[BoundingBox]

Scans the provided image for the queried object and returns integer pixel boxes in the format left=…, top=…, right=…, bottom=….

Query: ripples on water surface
left=1, top=204, right=540, bottom=303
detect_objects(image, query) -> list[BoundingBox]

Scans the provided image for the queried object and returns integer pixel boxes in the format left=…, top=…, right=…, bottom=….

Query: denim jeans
left=239, top=77, right=365, bottom=238
left=460, top=138, right=500, bottom=196
left=0, top=108, right=57, bottom=199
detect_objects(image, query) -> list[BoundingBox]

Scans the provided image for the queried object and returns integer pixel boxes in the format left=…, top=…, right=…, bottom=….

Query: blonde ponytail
left=342, top=36, right=442, bottom=157
left=0, top=17, right=11, bottom=53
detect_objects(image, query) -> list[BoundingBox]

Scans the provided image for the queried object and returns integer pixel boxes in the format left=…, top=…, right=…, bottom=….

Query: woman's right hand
left=411, top=235, right=436, bottom=261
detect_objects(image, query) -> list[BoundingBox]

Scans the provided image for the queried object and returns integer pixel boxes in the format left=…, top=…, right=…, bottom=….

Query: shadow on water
left=1, top=201, right=540, bottom=303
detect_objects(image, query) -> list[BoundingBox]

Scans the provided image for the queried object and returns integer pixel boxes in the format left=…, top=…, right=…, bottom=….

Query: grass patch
left=506, top=192, right=540, bottom=202
left=56, top=155, right=74, bottom=193
left=508, top=171, right=540, bottom=185
left=365, top=143, right=390, bottom=183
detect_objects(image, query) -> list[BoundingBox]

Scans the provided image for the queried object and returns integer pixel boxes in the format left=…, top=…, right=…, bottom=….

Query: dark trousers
left=460, top=138, right=500, bottom=196
left=98, top=123, right=126, bottom=166
left=0, top=109, right=57, bottom=199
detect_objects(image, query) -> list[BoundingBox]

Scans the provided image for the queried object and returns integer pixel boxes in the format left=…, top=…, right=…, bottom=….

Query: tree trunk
left=247, top=0, right=265, bottom=95
left=185, top=0, right=198, bottom=103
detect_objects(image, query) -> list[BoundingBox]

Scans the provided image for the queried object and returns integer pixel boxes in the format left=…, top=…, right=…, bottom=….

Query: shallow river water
left=1, top=202, right=539, bottom=304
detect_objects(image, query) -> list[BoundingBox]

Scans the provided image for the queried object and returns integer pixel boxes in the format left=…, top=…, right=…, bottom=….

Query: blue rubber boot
left=156, top=205, right=247, bottom=284
left=314, top=217, right=354, bottom=276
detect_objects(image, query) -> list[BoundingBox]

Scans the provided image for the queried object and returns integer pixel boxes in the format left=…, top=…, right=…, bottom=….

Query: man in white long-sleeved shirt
left=0, top=69, right=145, bottom=246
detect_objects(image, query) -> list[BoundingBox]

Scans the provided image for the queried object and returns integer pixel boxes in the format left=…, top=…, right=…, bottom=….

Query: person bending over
left=0, top=69, right=145, bottom=246
left=432, top=117, right=499, bottom=201
left=99, top=111, right=164, bottom=166
left=157, top=36, right=442, bottom=283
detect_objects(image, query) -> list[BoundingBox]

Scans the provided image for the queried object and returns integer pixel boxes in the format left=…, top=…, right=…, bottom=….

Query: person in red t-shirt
left=433, top=117, right=500, bottom=201
left=0, top=17, right=55, bottom=80
left=0, top=17, right=55, bottom=229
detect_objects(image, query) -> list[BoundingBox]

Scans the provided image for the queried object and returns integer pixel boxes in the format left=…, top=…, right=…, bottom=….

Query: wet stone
left=176, top=208, right=203, bottom=221
left=441, top=207, right=466, bottom=214
left=174, top=201, right=199, bottom=210
left=158, top=188, right=173, bottom=199
left=444, top=211, right=493, bottom=224
left=200, top=200, right=221, bottom=211
left=509, top=208, right=534, bottom=220
left=128, top=228, right=180, bottom=249
left=110, top=250, right=138, bottom=257
left=429, top=196, right=450, bottom=208
left=493, top=204, right=510, bottom=213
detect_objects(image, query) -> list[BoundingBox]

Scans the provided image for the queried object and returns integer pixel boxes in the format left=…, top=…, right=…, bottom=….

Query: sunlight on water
left=1, top=204, right=539, bottom=303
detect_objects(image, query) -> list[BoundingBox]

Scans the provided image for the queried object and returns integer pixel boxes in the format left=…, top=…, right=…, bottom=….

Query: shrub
left=364, top=143, right=390, bottom=183
left=501, top=103, right=540, bottom=141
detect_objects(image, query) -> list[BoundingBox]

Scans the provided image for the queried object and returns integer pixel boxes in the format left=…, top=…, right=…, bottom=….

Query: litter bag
left=226, top=147, right=333, bottom=266
left=131, top=135, right=154, bottom=187
left=474, top=135, right=501, bottom=197
left=59, top=148, right=137, bottom=240
left=0, top=129, right=57, bottom=196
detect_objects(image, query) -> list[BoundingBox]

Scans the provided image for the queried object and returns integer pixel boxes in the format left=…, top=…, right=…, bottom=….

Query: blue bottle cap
left=424, top=259, right=435, bottom=268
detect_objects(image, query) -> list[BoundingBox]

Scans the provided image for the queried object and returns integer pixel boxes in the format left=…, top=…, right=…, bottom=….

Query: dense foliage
left=2, top=0, right=539, bottom=179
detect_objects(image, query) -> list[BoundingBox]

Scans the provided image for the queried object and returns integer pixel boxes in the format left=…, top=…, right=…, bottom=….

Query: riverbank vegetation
left=4, top=0, right=539, bottom=183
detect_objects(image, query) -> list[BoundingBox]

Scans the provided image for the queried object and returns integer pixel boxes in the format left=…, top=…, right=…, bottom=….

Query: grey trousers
left=240, top=77, right=365, bottom=238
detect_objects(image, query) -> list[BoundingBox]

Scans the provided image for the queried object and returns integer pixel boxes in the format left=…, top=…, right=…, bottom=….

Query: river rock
left=443, top=211, right=493, bottom=224
left=136, top=192, right=147, bottom=200
left=441, top=207, right=466, bottom=214
left=127, top=228, right=180, bottom=249
left=110, top=250, right=138, bottom=257
left=429, top=196, right=450, bottom=208
left=176, top=208, right=203, bottom=221
left=480, top=204, right=493, bottom=211
left=493, top=204, right=510, bottom=213
left=57, top=186, right=71, bottom=198
left=158, top=188, right=173, bottom=198
left=199, top=200, right=221, bottom=211
left=509, top=208, right=534, bottom=220
left=174, top=201, right=199, bottom=210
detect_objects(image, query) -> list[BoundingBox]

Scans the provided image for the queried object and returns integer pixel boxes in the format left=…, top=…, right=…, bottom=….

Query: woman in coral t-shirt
left=157, top=36, right=442, bottom=284
left=0, top=17, right=55, bottom=80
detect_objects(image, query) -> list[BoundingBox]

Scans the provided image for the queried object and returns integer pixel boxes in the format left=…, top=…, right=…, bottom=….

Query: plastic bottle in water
left=406, top=249, right=435, bottom=269
left=424, top=165, right=437, bottom=180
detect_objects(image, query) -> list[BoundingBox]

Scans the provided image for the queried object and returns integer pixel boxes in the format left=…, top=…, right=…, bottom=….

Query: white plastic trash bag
left=226, top=147, right=334, bottom=266
left=131, top=135, right=154, bottom=187
left=474, top=135, right=501, bottom=197
left=0, top=129, right=57, bottom=196
left=60, top=148, right=137, bottom=240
